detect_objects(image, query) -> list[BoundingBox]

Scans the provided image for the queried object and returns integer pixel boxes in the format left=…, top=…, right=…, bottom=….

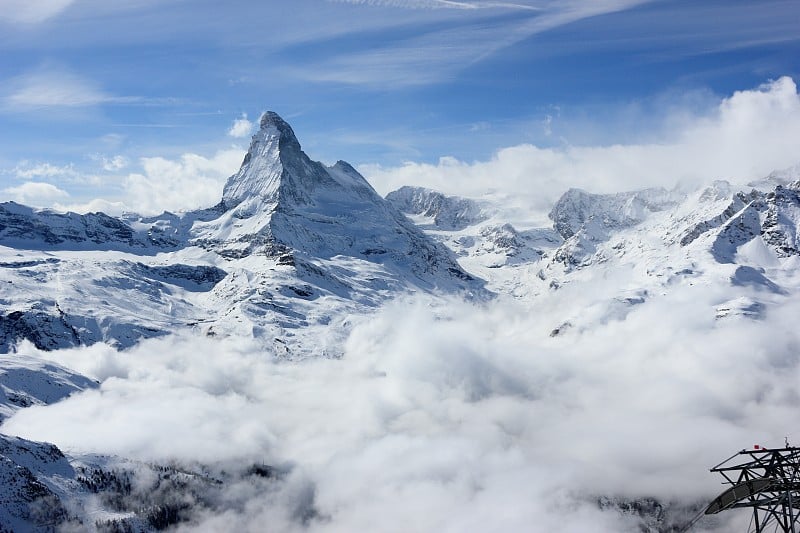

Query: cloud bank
left=4, top=266, right=798, bottom=531
left=2, top=149, right=244, bottom=216
left=121, top=148, right=246, bottom=214
left=363, top=77, right=800, bottom=217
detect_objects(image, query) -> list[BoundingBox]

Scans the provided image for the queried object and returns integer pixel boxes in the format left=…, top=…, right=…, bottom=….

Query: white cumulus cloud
left=2, top=181, right=70, bottom=205
left=123, top=148, right=245, bottom=214
left=228, top=113, right=254, bottom=138
left=101, top=155, right=129, bottom=171
left=3, top=148, right=244, bottom=215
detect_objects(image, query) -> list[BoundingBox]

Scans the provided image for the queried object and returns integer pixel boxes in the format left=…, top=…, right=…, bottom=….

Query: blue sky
left=0, top=0, right=799, bottom=214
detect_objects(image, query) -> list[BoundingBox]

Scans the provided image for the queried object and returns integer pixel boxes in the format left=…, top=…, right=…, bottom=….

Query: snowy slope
left=547, top=187, right=683, bottom=267
left=0, top=112, right=484, bottom=357
left=0, top=354, right=97, bottom=531
left=534, top=178, right=800, bottom=332
left=390, top=176, right=800, bottom=336
left=0, top=251, right=228, bottom=352
left=0, top=434, right=75, bottom=532
left=0, top=202, right=180, bottom=253
left=0, top=353, right=98, bottom=421
left=386, top=186, right=563, bottom=274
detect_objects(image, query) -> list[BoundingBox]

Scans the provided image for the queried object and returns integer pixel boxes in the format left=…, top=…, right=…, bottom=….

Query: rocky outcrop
left=386, top=186, right=489, bottom=230
left=0, top=202, right=181, bottom=252
left=549, top=187, right=679, bottom=240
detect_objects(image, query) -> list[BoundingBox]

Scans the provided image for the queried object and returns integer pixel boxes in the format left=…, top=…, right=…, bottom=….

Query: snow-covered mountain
left=539, top=179, right=800, bottom=329
left=0, top=112, right=483, bottom=357
left=0, top=433, right=75, bottom=531
left=387, top=176, right=800, bottom=331
left=0, top=353, right=98, bottom=422
left=386, top=185, right=562, bottom=273
left=546, top=187, right=682, bottom=267
left=0, top=202, right=181, bottom=252
left=385, top=185, right=491, bottom=230
left=197, top=113, right=477, bottom=280
left=1, top=111, right=800, bottom=532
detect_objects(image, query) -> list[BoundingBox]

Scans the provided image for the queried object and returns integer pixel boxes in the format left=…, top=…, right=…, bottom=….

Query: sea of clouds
left=4, top=263, right=799, bottom=531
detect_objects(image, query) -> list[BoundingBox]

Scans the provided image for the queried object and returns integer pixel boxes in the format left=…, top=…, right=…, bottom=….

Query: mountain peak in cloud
left=221, top=111, right=318, bottom=207
left=208, top=111, right=482, bottom=292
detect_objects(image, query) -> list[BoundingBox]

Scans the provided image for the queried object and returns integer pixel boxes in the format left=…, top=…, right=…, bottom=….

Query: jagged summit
left=220, top=111, right=379, bottom=214
left=178, top=111, right=488, bottom=318
left=205, top=112, right=479, bottom=286
left=259, top=111, right=300, bottom=142
left=222, top=111, right=314, bottom=207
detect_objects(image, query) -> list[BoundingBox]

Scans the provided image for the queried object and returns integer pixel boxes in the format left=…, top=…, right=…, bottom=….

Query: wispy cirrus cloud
left=330, top=0, right=542, bottom=10
left=0, top=66, right=172, bottom=112
left=3, top=68, right=109, bottom=108
left=11, top=161, right=79, bottom=180
left=0, top=0, right=76, bottom=24
left=300, top=0, right=651, bottom=87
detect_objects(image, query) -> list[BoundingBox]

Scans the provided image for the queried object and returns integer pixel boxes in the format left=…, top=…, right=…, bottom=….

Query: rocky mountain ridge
left=387, top=172, right=800, bottom=332
left=0, top=112, right=483, bottom=356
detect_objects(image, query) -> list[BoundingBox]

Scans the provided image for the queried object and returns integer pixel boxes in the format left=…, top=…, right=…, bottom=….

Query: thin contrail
left=331, top=0, right=543, bottom=10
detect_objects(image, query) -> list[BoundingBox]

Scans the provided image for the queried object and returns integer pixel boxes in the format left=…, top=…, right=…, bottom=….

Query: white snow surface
left=0, top=352, right=97, bottom=421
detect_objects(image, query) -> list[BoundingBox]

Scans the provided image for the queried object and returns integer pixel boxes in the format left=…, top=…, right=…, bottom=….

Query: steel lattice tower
left=700, top=446, right=800, bottom=532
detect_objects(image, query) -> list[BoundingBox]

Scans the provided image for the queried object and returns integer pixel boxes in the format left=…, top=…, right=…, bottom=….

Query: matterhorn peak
left=195, top=111, right=482, bottom=293
left=221, top=111, right=321, bottom=207
left=258, top=111, right=301, bottom=150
